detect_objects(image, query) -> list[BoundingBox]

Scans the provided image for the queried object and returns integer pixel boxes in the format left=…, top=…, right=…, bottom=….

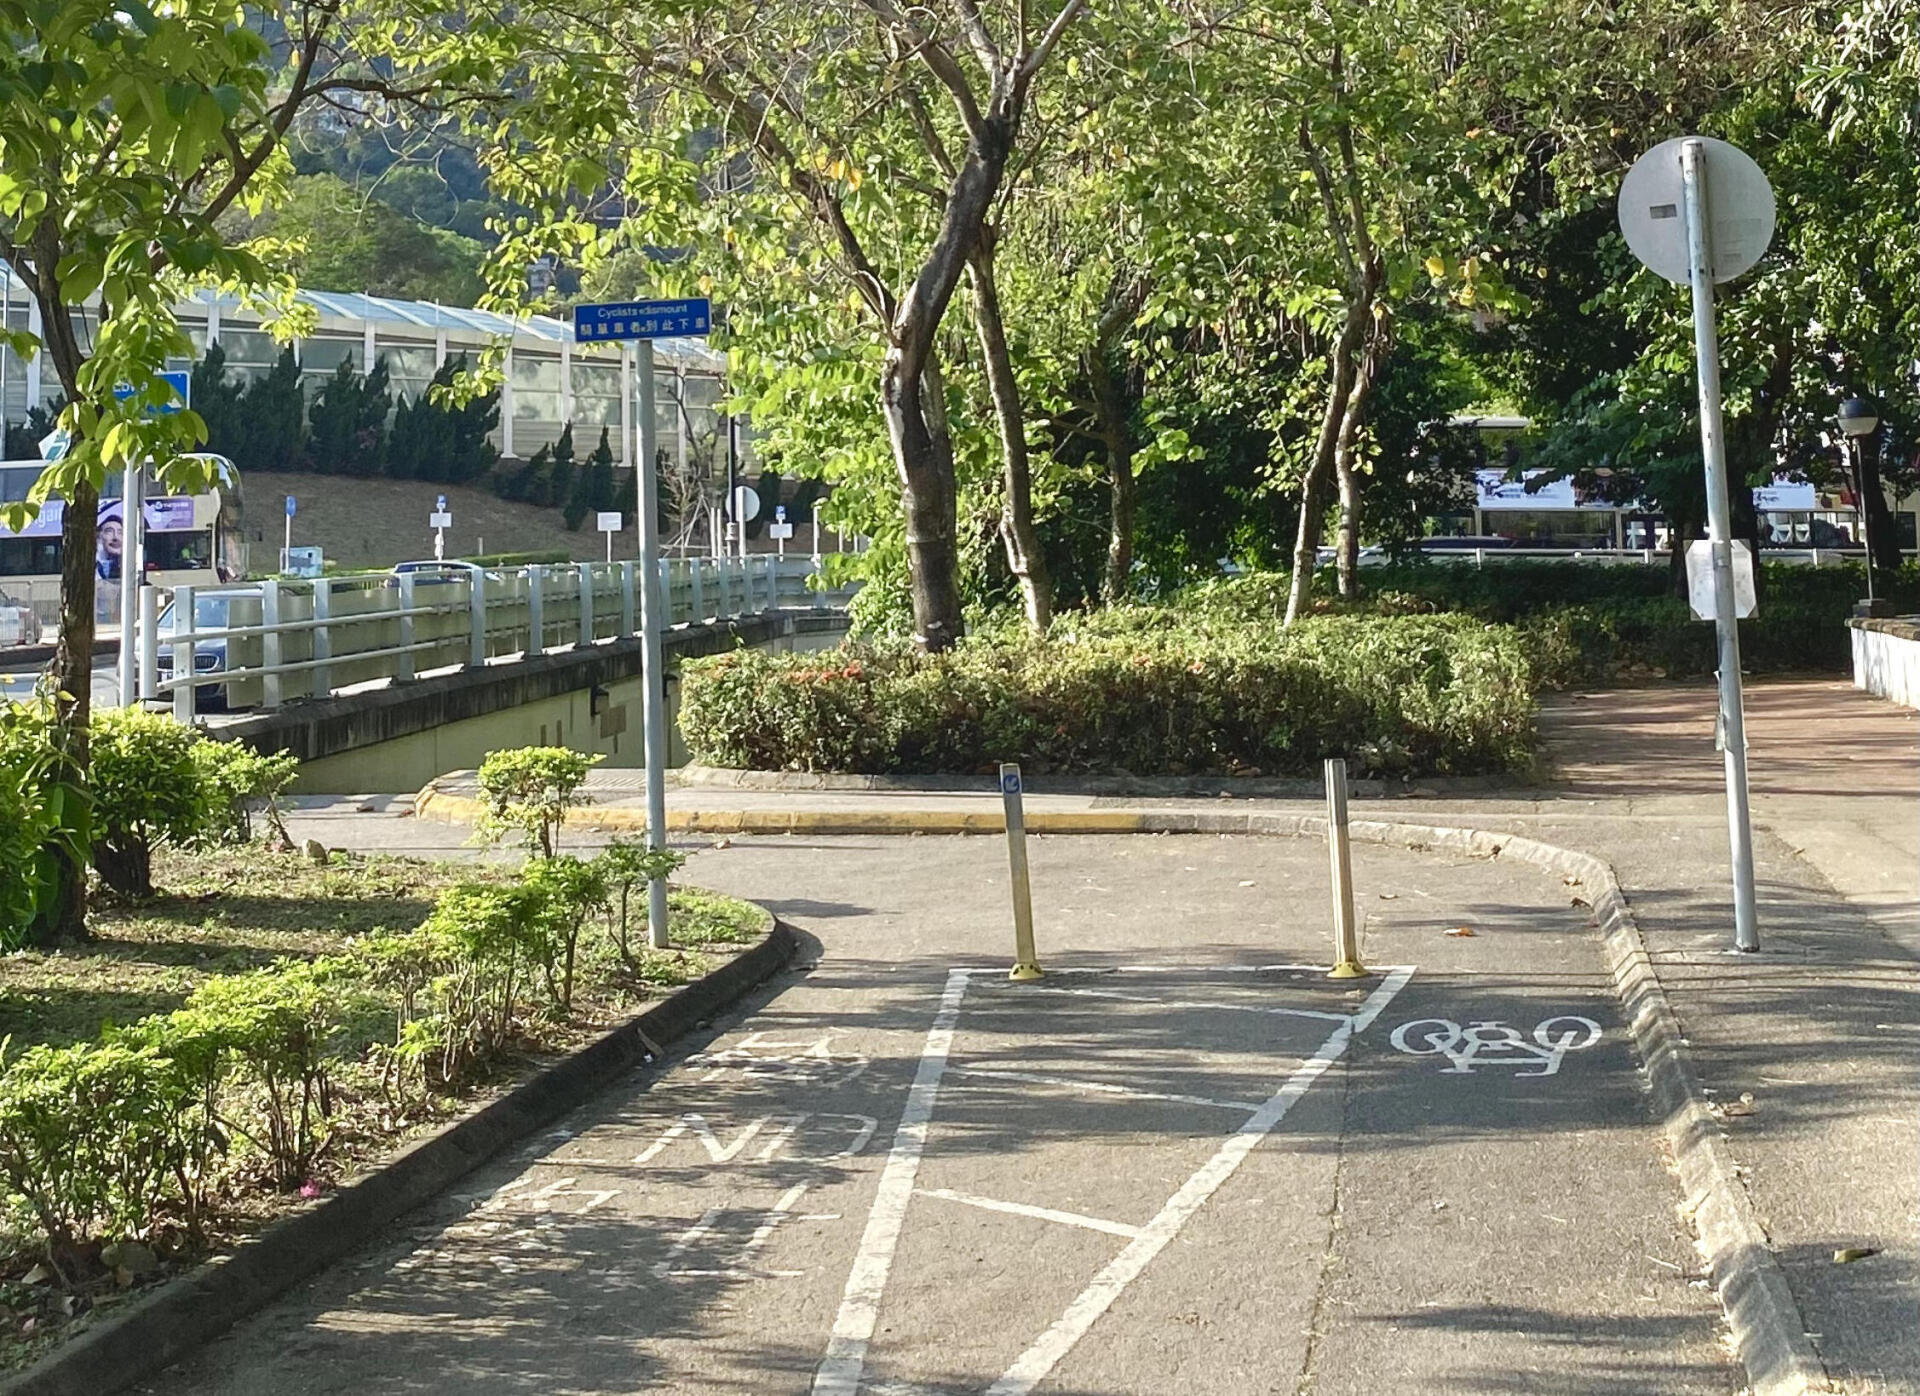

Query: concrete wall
left=222, top=610, right=849, bottom=794
left=1851, top=618, right=1920, bottom=710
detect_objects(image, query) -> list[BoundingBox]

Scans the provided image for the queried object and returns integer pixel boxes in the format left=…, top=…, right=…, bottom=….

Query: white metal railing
left=148, top=555, right=853, bottom=719
left=1417, top=546, right=1893, bottom=567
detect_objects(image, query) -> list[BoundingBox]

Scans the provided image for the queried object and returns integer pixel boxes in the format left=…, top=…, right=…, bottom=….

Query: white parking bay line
left=916, top=1187, right=1143, bottom=1240
left=947, top=1066, right=1262, bottom=1114
left=812, top=968, right=969, bottom=1396
left=1006, top=983, right=1351, bottom=1023
left=984, top=964, right=1416, bottom=1396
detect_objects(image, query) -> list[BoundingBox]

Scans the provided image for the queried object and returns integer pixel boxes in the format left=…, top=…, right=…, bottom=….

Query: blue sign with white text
left=573, top=298, right=712, bottom=343
left=112, top=369, right=191, bottom=416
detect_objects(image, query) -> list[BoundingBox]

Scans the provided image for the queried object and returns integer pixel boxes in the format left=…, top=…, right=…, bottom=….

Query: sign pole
left=1681, top=138, right=1760, bottom=953
left=117, top=461, right=143, bottom=707
left=637, top=338, right=671, bottom=949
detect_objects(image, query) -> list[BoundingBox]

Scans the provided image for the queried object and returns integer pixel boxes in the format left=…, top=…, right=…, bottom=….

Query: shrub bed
left=0, top=796, right=759, bottom=1356
left=681, top=613, right=1535, bottom=778
left=1175, top=561, right=1893, bottom=686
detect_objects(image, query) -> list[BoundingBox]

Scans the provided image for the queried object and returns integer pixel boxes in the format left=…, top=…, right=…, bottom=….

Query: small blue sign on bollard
left=285, top=495, right=296, bottom=518
left=1001, top=767, right=1023, bottom=796
left=572, top=298, right=712, bottom=343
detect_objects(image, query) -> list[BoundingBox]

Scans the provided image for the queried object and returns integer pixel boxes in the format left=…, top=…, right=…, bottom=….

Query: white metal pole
left=637, top=339, right=671, bottom=948
left=117, top=461, right=143, bottom=706
left=1324, top=757, right=1366, bottom=978
left=1681, top=138, right=1760, bottom=954
left=282, top=508, right=292, bottom=574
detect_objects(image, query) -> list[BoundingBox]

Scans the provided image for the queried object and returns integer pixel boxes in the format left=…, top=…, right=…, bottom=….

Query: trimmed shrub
left=173, top=961, right=365, bottom=1190
left=680, top=615, right=1535, bottom=778
left=0, top=698, right=85, bottom=948
left=520, top=856, right=609, bottom=1015
left=594, top=836, right=686, bottom=970
left=0, top=1040, right=199, bottom=1275
left=88, top=708, right=216, bottom=897
left=194, top=741, right=300, bottom=849
left=476, top=746, right=602, bottom=858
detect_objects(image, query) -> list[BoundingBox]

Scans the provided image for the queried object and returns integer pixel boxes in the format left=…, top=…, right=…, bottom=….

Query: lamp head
left=1838, top=397, right=1879, bottom=438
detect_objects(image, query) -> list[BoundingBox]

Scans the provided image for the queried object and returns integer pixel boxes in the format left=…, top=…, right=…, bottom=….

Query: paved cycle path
left=140, top=834, right=1732, bottom=1395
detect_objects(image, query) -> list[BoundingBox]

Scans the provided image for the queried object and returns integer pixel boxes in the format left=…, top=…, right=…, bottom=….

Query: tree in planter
left=306, top=358, right=392, bottom=477
left=0, top=0, right=522, bottom=943
left=475, top=746, right=602, bottom=859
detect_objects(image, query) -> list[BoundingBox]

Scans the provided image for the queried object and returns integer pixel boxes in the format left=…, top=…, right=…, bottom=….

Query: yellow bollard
left=1001, top=762, right=1043, bottom=980
left=1323, top=756, right=1370, bottom=979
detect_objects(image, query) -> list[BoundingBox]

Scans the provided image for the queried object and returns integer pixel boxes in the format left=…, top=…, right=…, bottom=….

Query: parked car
left=153, top=590, right=244, bottom=711
left=382, top=560, right=497, bottom=590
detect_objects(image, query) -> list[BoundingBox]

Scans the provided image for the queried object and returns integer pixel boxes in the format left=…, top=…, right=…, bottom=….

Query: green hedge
left=680, top=615, right=1535, bottom=778
left=1178, top=562, right=1890, bottom=686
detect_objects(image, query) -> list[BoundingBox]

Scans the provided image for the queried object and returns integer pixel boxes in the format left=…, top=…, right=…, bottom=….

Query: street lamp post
left=1837, top=396, right=1886, bottom=617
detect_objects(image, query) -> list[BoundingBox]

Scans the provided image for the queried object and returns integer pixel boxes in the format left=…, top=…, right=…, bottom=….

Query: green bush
left=680, top=614, right=1536, bottom=778
left=87, top=707, right=214, bottom=898
left=475, top=746, right=603, bottom=858
left=519, top=856, right=609, bottom=1015
left=173, top=961, right=365, bottom=1190
left=193, top=741, right=300, bottom=848
left=0, top=699, right=85, bottom=948
left=0, top=1040, right=199, bottom=1275
left=595, top=837, right=687, bottom=969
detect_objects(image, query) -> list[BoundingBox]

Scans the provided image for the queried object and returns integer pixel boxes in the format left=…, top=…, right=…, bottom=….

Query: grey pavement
left=137, top=834, right=1730, bottom=1395
left=286, top=676, right=1920, bottom=1393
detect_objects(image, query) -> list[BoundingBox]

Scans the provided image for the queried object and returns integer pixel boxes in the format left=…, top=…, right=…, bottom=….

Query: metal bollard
left=1324, top=757, right=1369, bottom=979
left=621, top=560, right=637, bottom=636
left=466, top=572, right=485, bottom=669
left=1001, top=762, right=1043, bottom=981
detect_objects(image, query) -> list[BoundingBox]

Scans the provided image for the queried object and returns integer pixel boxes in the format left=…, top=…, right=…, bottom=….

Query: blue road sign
left=436, top=494, right=448, bottom=512
left=1001, top=768, right=1023, bottom=796
left=285, top=495, right=297, bottom=518
left=573, top=298, right=712, bottom=343
left=112, top=369, right=191, bottom=415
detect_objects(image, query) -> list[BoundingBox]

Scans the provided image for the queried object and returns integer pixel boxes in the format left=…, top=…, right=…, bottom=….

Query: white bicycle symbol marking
left=1388, top=1016, right=1603, bottom=1077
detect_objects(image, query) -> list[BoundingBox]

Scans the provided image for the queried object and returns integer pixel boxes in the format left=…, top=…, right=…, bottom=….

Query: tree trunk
left=1285, top=297, right=1370, bottom=626
left=882, top=348, right=967, bottom=650
left=1086, top=340, right=1135, bottom=605
left=968, top=237, right=1050, bottom=633
left=1856, top=434, right=1902, bottom=572
left=1332, top=348, right=1378, bottom=600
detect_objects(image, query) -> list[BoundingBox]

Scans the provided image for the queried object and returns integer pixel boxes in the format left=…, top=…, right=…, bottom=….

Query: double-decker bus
left=0, top=455, right=247, bottom=632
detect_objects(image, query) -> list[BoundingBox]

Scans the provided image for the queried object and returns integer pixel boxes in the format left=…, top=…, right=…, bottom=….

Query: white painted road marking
left=1011, top=982, right=1352, bottom=1023
left=916, top=1187, right=1144, bottom=1240
left=1389, top=1014, right=1603, bottom=1076
left=812, top=968, right=969, bottom=1396
left=984, top=965, right=1415, bottom=1396
left=947, top=1066, right=1264, bottom=1114
left=809, top=963, right=1417, bottom=1396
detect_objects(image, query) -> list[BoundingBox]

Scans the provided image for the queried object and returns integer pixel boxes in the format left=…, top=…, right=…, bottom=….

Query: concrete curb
left=1, top=916, right=800, bottom=1396
left=673, top=764, right=1519, bottom=800
left=411, top=784, right=1829, bottom=1395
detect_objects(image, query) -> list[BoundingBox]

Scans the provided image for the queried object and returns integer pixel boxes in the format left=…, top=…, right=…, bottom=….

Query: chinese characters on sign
left=572, top=298, right=714, bottom=343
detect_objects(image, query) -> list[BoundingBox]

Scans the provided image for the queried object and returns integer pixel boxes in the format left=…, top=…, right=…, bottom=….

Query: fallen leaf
left=1378, top=892, right=1399, bottom=900
left=1445, top=926, right=1476, bottom=938
left=1238, top=880, right=1256, bottom=887
left=21, top=1263, right=51, bottom=1287
left=1833, top=1247, right=1880, bottom=1264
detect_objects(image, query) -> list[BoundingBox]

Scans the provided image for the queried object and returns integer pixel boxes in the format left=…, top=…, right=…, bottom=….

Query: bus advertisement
left=0, top=456, right=246, bottom=631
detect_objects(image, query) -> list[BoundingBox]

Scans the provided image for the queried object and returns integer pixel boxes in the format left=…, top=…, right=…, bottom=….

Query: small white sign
left=1474, top=469, right=1578, bottom=511
left=1686, top=539, right=1757, bottom=620
left=429, top=511, right=453, bottom=529
left=731, top=485, right=761, bottom=523
left=596, top=511, right=623, bottom=533
left=768, top=522, right=794, bottom=540
left=1753, top=478, right=1816, bottom=512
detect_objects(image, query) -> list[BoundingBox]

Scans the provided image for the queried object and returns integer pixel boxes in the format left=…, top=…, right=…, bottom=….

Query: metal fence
left=144, top=556, right=852, bottom=720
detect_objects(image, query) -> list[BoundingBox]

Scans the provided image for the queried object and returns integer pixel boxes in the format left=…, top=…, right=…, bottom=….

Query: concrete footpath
left=375, top=676, right=1915, bottom=1394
